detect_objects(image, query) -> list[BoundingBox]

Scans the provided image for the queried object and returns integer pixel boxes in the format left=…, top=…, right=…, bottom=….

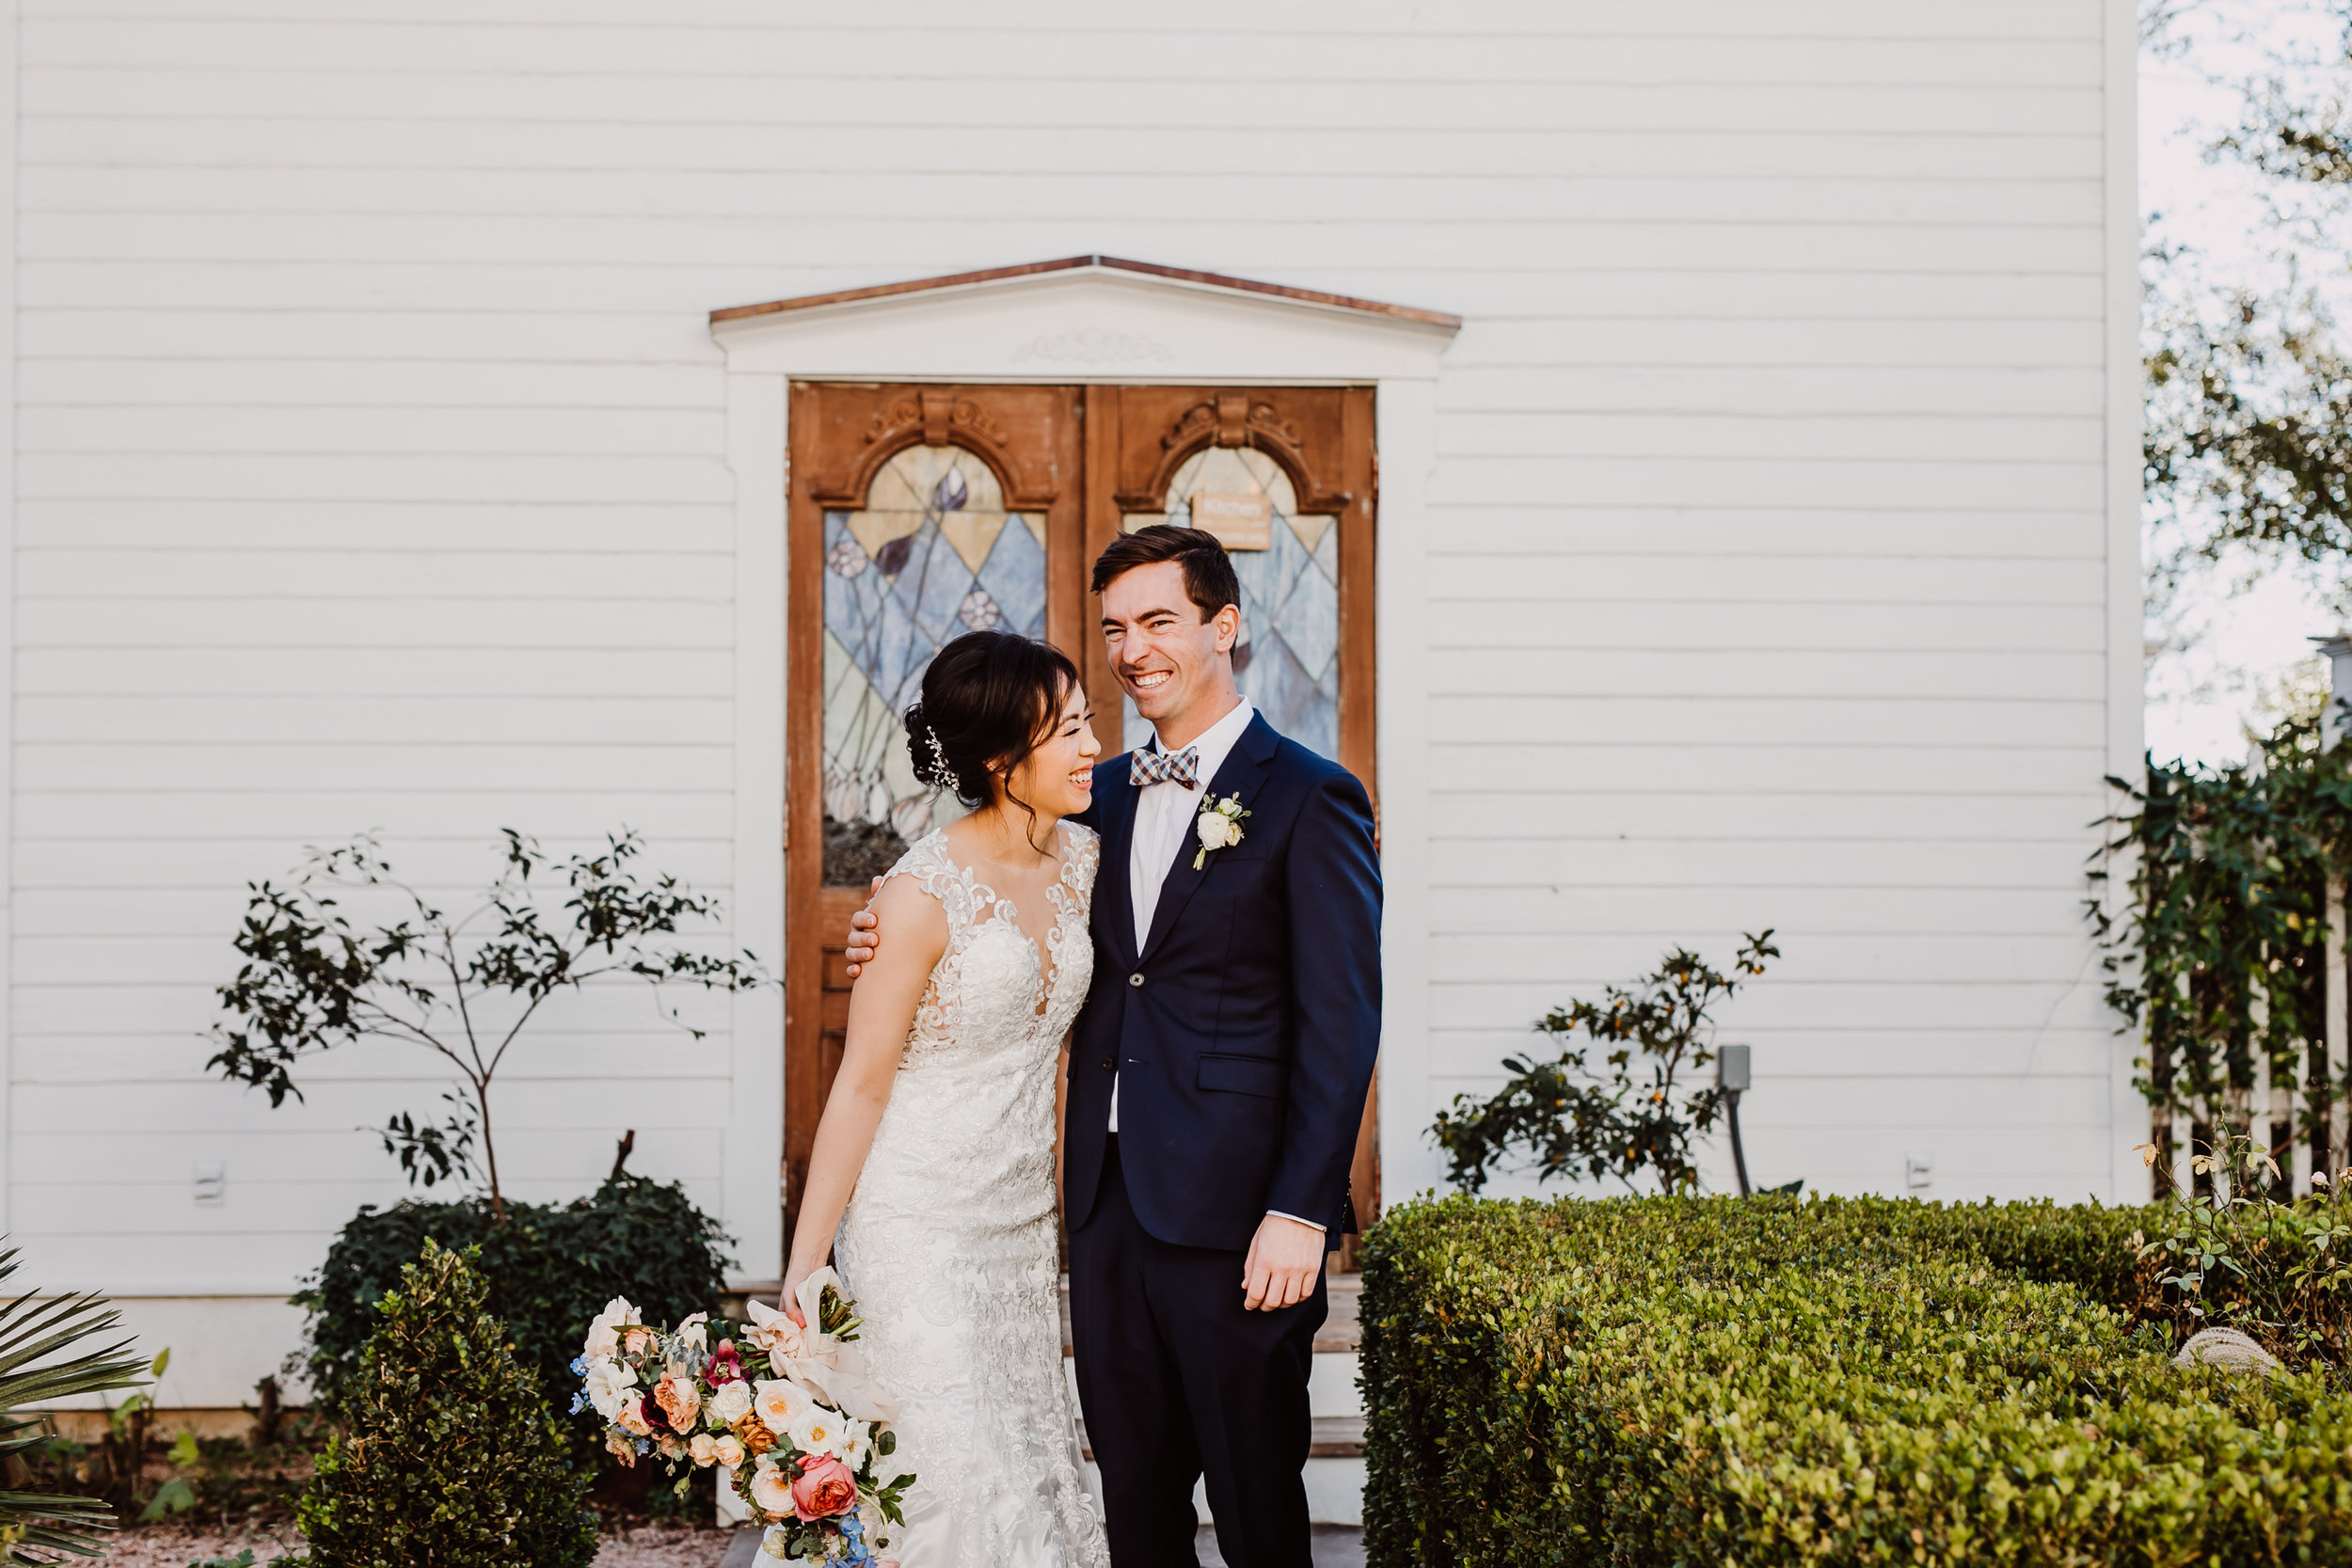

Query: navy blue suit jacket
left=1065, top=712, right=1382, bottom=1253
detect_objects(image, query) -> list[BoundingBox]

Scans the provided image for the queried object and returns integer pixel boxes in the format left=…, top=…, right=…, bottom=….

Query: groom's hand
left=1242, top=1213, right=1326, bottom=1311
left=843, top=877, right=883, bottom=975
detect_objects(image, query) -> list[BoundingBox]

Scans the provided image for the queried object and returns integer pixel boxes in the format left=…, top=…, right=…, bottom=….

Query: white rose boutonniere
left=1194, top=793, right=1251, bottom=869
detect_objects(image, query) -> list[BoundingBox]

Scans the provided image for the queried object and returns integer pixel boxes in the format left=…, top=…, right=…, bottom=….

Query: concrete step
left=1201, top=1524, right=1365, bottom=1568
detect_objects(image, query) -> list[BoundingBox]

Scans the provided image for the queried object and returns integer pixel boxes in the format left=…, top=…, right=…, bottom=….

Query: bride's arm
left=781, top=874, right=948, bottom=1316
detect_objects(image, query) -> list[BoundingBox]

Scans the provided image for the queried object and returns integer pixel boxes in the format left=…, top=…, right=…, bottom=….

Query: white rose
left=1197, top=811, right=1240, bottom=852
left=753, top=1376, right=812, bottom=1436
left=581, top=1296, right=642, bottom=1361
left=676, top=1312, right=709, bottom=1354
left=582, top=1357, right=638, bottom=1420
left=787, top=1401, right=852, bottom=1459
left=709, top=1378, right=755, bottom=1425
left=838, top=1417, right=873, bottom=1470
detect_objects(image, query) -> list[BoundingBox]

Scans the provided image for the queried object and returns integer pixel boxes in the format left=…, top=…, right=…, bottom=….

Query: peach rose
left=654, top=1370, right=701, bottom=1430
left=790, top=1454, right=859, bottom=1522
left=712, top=1433, right=746, bottom=1469
left=748, top=1455, right=796, bottom=1519
left=604, top=1430, right=637, bottom=1467
left=688, top=1432, right=719, bottom=1466
left=616, top=1394, right=652, bottom=1437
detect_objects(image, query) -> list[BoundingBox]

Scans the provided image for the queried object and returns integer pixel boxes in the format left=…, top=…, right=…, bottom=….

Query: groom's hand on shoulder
left=843, top=876, right=882, bottom=976
left=1241, top=1213, right=1326, bottom=1311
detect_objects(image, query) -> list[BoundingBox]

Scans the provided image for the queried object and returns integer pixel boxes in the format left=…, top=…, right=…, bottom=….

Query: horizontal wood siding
left=13, top=0, right=2118, bottom=1324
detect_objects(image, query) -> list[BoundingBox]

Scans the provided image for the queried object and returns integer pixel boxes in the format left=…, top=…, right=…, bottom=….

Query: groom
left=848, top=525, right=1381, bottom=1568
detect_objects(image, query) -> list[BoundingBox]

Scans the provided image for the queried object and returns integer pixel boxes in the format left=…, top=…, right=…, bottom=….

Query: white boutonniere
left=1193, top=792, right=1251, bottom=870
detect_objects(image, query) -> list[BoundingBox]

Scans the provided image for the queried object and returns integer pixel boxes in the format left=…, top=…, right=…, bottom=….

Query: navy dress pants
left=1069, top=1136, right=1326, bottom=1568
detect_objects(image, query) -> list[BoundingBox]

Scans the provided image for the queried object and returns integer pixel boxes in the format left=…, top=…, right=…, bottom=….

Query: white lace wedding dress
left=833, top=822, right=1111, bottom=1568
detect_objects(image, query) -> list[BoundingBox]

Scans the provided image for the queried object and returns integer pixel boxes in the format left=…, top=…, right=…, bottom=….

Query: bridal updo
left=905, top=629, right=1081, bottom=811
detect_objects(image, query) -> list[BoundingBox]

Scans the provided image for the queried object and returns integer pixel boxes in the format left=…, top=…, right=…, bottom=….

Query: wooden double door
left=785, top=382, right=1377, bottom=1242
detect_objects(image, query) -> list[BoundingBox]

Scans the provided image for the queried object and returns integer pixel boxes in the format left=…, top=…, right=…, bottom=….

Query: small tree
left=1430, top=932, right=1777, bottom=1195
left=298, top=1240, right=598, bottom=1568
left=207, top=830, right=771, bottom=1220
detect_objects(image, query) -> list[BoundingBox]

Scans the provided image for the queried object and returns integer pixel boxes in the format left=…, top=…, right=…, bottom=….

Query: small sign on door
left=1189, top=490, right=1273, bottom=550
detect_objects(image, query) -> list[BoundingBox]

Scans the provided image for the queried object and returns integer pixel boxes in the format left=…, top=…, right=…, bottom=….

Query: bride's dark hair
left=905, top=630, right=1081, bottom=837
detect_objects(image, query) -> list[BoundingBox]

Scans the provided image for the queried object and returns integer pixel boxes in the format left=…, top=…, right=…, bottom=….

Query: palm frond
left=0, top=1249, right=146, bottom=1560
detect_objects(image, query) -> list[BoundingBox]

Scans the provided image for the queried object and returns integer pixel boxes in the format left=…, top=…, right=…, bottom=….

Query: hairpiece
left=917, top=724, right=959, bottom=793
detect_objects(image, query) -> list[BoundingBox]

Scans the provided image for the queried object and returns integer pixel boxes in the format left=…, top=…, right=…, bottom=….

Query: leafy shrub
left=1429, top=934, right=1775, bottom=1194
left=2089, top=722, right=2347, bottom=1147
left=298, top=1241, right=597, bottom=1568
left=1361, top=1194, right=2351, bottom=1567
left=295, top=1174, right=730, bottom=1463
left=2130, top=1122, right=2352, bottom=1365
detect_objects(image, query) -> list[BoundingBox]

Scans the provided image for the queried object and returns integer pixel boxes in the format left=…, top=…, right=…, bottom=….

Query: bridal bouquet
left=573, top=1270, right=914, bottom=1565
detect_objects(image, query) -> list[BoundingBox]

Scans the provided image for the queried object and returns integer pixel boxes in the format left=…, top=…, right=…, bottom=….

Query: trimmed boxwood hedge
left=1361, top=1194, right=2352, bottom=1566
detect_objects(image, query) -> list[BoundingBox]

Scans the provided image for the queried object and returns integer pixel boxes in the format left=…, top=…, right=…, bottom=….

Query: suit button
left=1100, top=1057, right=1115, bottom=1070
left=1129, top=973, right=1144, bottom=988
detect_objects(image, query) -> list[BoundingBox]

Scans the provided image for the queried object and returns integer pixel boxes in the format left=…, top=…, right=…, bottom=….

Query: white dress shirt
left=1126, top=695, right=1257, bottom=957
left=1109, top=698, right=1326, bottom=1235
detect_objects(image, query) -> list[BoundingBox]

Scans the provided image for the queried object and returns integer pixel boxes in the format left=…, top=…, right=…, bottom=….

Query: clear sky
left=2141, top=0, right=2349, bottom=767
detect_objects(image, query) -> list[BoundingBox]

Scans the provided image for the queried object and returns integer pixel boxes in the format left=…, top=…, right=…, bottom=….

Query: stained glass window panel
left=1121, top=448, right=1337, bottom=760
left=821, top=444, right=1046, bottom=882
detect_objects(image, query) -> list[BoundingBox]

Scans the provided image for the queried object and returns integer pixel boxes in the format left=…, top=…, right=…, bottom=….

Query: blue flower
left=568, top=1393, right=587, bottom=1415
left=568, top=1355, right=588, bottom=1376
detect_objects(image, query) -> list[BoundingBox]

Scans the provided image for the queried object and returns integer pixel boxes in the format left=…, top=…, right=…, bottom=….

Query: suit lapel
left=1136, top=713, right=1279, bottom=966
left=1092, top=752, right=1142, bottom=968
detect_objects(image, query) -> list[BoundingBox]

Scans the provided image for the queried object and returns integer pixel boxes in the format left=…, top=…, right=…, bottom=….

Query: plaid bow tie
left=1129, top=745, right=1200, bottom=789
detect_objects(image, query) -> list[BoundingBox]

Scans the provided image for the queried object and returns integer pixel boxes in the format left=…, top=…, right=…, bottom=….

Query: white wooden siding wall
left=10, top=0, right=2122, bottom=1400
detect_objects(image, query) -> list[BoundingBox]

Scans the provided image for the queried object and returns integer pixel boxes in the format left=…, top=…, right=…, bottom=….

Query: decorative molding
left=1011, top=327, right=1176, bottom=365
left=1122, top=394, right=1347, bottom=514
left=861, top=391, right=1010, bottom=452
left=817, top=392, right=1055, bottom=510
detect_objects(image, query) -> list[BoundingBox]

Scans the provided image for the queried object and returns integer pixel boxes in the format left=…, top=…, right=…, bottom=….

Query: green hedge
left=1361, top=1194, right=2352, bottom=1566
left=294, top=1173, right=730, bottom=1465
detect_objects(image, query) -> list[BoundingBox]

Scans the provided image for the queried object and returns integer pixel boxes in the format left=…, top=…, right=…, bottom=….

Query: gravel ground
left=83, top=1522, right=740, bottom=1566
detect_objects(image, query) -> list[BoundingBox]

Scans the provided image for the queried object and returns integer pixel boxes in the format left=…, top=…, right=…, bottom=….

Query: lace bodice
left=833, top=821, right=1107, bottom=1568
left=895, top=823, right=1098, bottom=1073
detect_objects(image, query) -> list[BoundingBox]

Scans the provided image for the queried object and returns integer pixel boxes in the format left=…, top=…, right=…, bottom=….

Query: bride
left=781, top=628, right=1111, bottom=1568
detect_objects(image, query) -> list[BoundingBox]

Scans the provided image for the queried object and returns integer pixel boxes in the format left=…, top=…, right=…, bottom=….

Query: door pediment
left=708, top=255, right=1458, bottom=383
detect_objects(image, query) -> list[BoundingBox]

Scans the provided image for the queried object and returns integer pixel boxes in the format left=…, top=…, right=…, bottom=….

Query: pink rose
left=790, top=1454, right=859, bottom=1521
